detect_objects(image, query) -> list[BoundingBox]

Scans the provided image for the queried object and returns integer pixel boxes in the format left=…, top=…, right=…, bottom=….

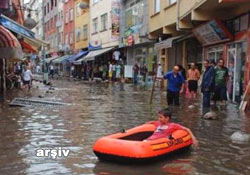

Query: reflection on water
left=0, top=80, right=250, bottom=175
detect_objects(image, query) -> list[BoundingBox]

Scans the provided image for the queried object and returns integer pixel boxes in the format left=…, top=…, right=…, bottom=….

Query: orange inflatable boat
left=93, top=123, right=193, bottom=163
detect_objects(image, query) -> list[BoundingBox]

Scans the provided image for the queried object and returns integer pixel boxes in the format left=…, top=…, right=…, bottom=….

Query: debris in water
left=203, top=111, right=217, bottom=120
left=231, top=131, right=250, bottom=143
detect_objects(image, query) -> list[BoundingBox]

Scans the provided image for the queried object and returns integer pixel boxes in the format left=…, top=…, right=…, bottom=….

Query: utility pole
left=42, top=0, right=48, bottom=84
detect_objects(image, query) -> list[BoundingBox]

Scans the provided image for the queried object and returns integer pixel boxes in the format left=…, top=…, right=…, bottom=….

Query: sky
left=24, top=0, right=30, bottom=4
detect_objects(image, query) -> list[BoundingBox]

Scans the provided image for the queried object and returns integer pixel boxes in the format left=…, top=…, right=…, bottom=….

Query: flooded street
left=0, top=80, right=250, bottom=175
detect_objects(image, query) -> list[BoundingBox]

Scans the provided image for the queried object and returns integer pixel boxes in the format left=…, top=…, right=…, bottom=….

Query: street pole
left=42, top=0, right=48, bottom=84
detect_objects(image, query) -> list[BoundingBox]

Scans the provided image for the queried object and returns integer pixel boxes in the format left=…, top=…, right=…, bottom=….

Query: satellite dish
left=24, top=15, right=37, bottom=29
left=79, top=2, right=88, bottom=9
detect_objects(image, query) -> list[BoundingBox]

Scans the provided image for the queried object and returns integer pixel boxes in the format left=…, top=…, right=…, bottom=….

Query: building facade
left=43, top=0, right=63, bottom=55
left=89, top=0, right=119, bottom=49
left=63, top=0, right=75, bottom=53
left=74, top=0, right=89, bottom=51
left=149, top=0, right=250, bottom=103
left=120, top=0, right=155, bottom=74
left=25, top=0, right=43, bottom=40
left=0, top=0, right=24, bottom=25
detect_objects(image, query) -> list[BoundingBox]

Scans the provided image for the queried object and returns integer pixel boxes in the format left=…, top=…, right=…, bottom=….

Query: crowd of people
left=157, top=58, right=229, bottom=114
left=7, top=61, right=33, bottom=92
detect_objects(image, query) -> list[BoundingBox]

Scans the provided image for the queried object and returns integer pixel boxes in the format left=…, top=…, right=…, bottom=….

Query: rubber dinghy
left=93, top=123, right=193, bottom=163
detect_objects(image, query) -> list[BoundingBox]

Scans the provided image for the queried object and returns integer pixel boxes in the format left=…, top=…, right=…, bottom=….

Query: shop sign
left=0, top=14, right=35, bottom=38
left=193, top=20, right=233, bottom=46
left=154, top=36, right=183, bottom=50
left=111, top=0, right=120, bottom=40
left=154, top=39, right=173, bottom=50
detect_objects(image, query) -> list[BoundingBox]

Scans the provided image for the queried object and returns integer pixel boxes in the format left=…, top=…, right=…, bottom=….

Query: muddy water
left=0, top=80, right=250, bottom=175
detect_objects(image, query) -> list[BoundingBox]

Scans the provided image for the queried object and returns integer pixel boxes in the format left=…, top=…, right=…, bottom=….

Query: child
left=146, top=109, right=199, bottom=148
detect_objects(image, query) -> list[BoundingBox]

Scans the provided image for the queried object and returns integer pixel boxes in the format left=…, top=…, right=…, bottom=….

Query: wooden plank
left=240, top=82, right=250, bottom=111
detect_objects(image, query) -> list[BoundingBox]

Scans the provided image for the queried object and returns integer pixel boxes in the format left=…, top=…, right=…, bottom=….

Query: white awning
left=23, top=36, right=50, bottom=49
left=81, top=47, right=114, bottom=62
left=154, top=35, right=184, bottom=50
left=45, top=56, right=60, bottom=63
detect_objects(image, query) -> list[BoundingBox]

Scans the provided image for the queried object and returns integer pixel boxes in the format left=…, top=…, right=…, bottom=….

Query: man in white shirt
left=113, top=51, right=120, bottom=61
left=49, top=64, right=54, bottom=78
left=22, top=66, right=33, bottom=91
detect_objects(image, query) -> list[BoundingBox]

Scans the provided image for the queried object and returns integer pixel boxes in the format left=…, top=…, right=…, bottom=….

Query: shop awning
left=20, top=41, right=36, bottom=53
left=63, top=50, right=88, bottom=63
left=23, top=36, right=49, bottom=50
left=81, top=47, right=114, bottom=62
left=0, top=25, right=23, bottom=60
left=45, top=56, right=60, bottom=63
left=154, top=35, right=184, bottom=50
left=52, top=55, right=71, bottom=64
left=0, top=14, right=49, bottom=50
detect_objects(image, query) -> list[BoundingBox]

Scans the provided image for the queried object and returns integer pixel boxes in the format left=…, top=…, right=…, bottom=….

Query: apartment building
left=63, top=0, right=75, bottom=53
left=74, top=0, right=89, bottom=51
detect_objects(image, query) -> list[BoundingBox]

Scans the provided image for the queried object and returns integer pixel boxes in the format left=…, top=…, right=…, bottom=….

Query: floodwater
left=0, top=80, right=250, bottom=175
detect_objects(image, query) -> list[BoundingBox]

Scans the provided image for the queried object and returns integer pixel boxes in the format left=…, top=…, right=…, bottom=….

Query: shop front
left=193, top=16, right=250, bottom=103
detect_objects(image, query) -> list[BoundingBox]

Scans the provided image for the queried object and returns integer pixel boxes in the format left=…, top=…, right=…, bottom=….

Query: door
left=227, top=42, right=246, bottom=103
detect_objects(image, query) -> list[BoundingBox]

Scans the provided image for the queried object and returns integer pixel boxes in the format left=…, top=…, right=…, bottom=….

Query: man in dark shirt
left=163, top=65, right=185, bottom=106
left=133, top=63, right=139, bottom=84
left=212, top=59, right=229, bottom=106
left=201, top=60, right=215, bottom=109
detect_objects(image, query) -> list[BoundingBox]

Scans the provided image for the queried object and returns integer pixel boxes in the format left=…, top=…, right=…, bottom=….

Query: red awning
left=0, top=25, right=23, bottom=60
left=20, top=41, right=36, bottom=53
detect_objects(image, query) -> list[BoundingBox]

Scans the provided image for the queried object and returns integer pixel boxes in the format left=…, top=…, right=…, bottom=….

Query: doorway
left=227, top=42, right=246, bottom=103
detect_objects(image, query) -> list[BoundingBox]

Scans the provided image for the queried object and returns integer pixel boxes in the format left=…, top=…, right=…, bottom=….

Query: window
left=93, top=0, right=99, bottom=4
left=65, top=34, right=68, bottom=44
left=234, top=18, right=240, bottom=33
left=83, top=24, right=88, bottom=40
left=70, top=32, right=74, bottom=44
left=169, top=0, right=177, bottom=5
left=76, top=3, right=81, bottom=16
left=70, top=8, right=74, bottom=21
left=51, top=19, right=53, bottom=29
left=240, top=14, right=249, bottom=31
left=44, top=7, right=46, bottom=15
left=154, top=0, right=160, bottom=13
left=51, top=0, right=53, bottom=10
left=225, top=13, right=249, bottom=34
left=65, top=12, right=69, bottom=23
left=100, top=13, right=108, bottom=31
left=38, top=27, right=42, bottom=36
left=207, top=46, right=223, bottom=63
left=47, top=3, right=49, bottom=13
left=76, top=28, right=81, bottom=42
left=92, top=17, right=98, bottom=33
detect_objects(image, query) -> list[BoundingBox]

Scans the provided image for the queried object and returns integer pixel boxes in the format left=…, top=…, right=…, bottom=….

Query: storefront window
left=207, top=46, right=223, bottom=63
left=227, top=42, right=246, bottom=103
